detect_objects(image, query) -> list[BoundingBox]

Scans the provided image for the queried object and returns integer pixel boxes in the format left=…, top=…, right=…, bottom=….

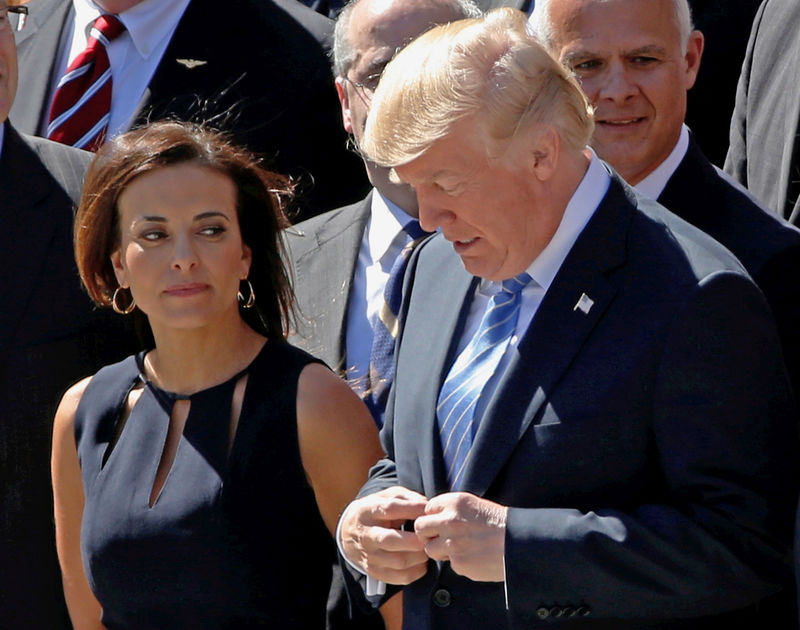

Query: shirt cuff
left=336, top=502, right=387, bottom=598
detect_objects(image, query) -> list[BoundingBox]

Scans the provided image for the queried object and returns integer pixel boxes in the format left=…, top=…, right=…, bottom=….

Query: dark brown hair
left=75, top=120, right=295, bottom=341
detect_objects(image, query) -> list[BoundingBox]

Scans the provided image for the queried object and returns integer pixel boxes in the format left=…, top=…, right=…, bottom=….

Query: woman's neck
left=146, top=315, right=267, bottom=395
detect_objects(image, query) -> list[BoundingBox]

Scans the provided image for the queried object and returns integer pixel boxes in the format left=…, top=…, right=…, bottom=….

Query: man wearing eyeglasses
left=287, top=0, right=480, bottom=427
left=1, top=2, right=137, bottom=627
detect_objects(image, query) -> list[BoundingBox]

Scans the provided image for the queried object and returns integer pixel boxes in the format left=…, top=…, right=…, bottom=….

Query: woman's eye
left=141, top=230, right=166, bottom=241
left=199, top=225, right=225, bottom=236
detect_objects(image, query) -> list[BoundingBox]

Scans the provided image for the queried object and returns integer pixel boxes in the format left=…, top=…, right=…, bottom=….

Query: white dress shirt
left=344, top=189, right=416, bottom=387
left=634, top=125, right=689, bottom=200
left=40, top=0, right=191, bottom=138
left=338, top=151, right=611, bottom=597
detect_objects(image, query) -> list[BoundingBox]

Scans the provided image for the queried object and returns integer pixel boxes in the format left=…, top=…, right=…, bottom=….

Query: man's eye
left=363, top=72, right=383, bottom=91
left=631, top=56, right=658, bottom=65
left=572, top=60, right=601, bottom=71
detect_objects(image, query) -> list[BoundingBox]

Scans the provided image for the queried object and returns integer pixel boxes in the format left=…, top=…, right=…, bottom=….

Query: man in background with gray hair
left=530, top=0, right=800, bottom=418
left=287, top=0, right=480, bottom=430
left=338, top=7, right=797, bottom=628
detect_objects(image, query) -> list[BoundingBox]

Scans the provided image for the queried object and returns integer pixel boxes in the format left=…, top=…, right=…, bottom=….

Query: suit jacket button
left=433, top=588, right=452, bottom=607
left=536, top=607, right=550, bottom=619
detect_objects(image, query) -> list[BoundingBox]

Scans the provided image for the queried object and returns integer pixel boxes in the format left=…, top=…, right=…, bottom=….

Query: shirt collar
left=634, top=124, right=689, bottom=199
left=74, top=0, right=191, bottom=59
left=0, top=122, right=5, bottom=161
left=479, top=149, right=610, bottom=295
left=368, top=187, right=417, bottom=266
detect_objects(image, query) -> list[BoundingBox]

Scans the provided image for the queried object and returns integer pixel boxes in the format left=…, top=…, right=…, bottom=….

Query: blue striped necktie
left=365, top=220, right=428, bottom=426
left=437, top=273, right=532, bottom=489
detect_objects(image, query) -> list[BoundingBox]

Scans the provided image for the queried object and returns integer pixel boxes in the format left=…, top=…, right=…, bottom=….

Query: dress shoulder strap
left=73, top=354, right=142, bottom=470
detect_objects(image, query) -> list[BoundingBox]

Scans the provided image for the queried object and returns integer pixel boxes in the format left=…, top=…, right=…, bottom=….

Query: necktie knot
left=502, top=272, right=532, bottom=295
left=47, top=14, right=125, bottom=151
left=91, top=14, right=126, bottom=45
left=403, top=219, right=427, bottom=242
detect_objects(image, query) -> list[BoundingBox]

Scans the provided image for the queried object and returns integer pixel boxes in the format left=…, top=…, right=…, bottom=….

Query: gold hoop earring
left=238, top=279, right=256, bottom=309
left=111, top=287, right=136, bottom=314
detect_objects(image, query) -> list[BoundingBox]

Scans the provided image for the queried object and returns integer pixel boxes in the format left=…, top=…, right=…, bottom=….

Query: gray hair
left=332, top=0, right=483, bottom=78
left=531, top=0, right=694, bottom=54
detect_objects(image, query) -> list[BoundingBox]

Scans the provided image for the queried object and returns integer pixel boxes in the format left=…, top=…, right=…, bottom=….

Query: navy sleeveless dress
left=74, top=340, right=332, bottom=629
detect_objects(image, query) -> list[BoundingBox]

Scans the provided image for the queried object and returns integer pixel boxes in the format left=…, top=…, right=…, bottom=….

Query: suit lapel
left=290, top=195, right=371, bottom=372
left=461, top=177, right=633, bottom=496
left=658, top=135, right=720, bottom=228
left=129, top=0, right=213, bottom=126
left=0, top=126, right=63, bottom=346
left=9, top=0, right=73, bottom=134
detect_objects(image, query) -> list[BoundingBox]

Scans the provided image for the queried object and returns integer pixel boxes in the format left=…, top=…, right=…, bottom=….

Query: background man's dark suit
left=353, top=175, right=798, bottom=628
left=10, top=0, right=369, bottom=220
left=286, top=192, right=371, bottom=374
left=658, top=134, right=800, bottom=408
left=0, top=124, right=137, bottom=628
left=724, top=0, right=800, bottom=225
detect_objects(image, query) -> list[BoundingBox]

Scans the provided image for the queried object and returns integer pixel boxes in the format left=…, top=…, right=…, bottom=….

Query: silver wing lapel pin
left=176, top=59, right=208, bottom=69
left=573, top=292, right=594, bottom=314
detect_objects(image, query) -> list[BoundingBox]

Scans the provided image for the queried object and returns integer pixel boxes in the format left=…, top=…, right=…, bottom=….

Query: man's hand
left=340, top=486, right=430, bottom=584
left=414, top=492, right=507, bottom=582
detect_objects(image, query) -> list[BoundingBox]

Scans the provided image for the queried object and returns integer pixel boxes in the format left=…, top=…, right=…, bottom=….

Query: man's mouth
left=599, top=117, right=645, bottom=126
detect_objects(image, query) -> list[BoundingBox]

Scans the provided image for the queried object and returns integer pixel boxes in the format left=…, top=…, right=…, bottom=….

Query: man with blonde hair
left=338, top=8, right=798, bottom=628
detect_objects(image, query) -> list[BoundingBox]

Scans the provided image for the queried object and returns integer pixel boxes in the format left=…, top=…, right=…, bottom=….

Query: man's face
left=337, top=0, right=463, bottom=147
left=395, top=117, right=563, bottom=281
left=0, top=7, right=18, bottom=123
left=548, top=0, right=702, bottom=184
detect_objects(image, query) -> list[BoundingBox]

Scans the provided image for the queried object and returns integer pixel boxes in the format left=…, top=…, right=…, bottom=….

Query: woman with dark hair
left=52, top=121, right=383, bottom=629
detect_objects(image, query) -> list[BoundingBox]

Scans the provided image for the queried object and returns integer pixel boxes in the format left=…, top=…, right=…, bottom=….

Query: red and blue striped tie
left=47, top=14, right=125, bottom=151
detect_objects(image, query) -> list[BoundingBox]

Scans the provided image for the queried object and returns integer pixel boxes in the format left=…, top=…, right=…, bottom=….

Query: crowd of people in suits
left=2, top=0, right=800, bottom=628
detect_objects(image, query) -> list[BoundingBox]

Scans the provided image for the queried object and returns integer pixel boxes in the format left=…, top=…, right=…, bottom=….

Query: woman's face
left=111, top=163, right=251, bottom=332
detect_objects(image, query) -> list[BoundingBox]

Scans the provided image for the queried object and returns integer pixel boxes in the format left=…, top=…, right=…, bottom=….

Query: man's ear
left=335, top=77, right=354, bottom=134
left=684, top=30, right=704, bottom=91
left=528, top=126, right=560, bottom=182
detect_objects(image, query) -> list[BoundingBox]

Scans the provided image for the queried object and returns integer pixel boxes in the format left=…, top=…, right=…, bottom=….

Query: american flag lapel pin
left=573, top=292, right=594, bottom=314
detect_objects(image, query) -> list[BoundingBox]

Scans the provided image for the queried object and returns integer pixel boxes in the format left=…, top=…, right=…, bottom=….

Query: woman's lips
left=163, top=283, right=209, bottom=297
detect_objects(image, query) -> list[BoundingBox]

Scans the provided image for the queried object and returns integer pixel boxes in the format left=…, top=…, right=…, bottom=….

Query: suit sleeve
left=723, top=0, right=766, bottom=183
left=503, top=270, right=797, bottom=620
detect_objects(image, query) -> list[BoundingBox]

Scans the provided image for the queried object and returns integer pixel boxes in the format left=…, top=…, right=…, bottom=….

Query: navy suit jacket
left=10, top=0, right=369, bottom=220
left=0, top=124, right=138, bottom=628
left=724, top=0, right=800, bottom=225
left=659, top=134, right=800, bottom=407
left=351, top=174, right=798, bottom=628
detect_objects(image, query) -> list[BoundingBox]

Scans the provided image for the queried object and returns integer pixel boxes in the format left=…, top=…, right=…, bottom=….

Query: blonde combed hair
left=361, top=8, right=594, bottom=167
